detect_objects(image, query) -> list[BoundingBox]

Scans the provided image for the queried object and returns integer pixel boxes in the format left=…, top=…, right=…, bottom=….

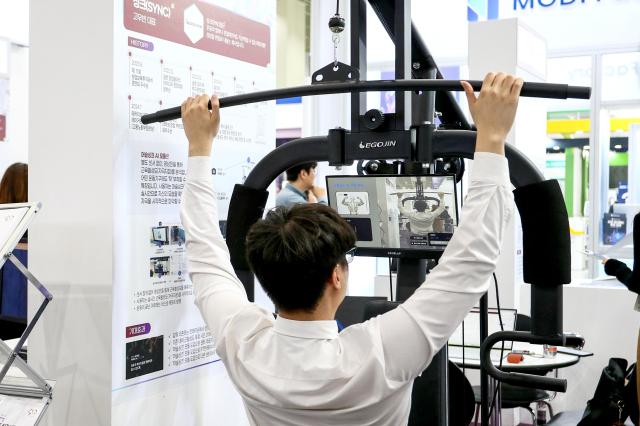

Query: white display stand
left=0, top=203, right=54, bottom=426
left=29, top=1, right=275, bottom=425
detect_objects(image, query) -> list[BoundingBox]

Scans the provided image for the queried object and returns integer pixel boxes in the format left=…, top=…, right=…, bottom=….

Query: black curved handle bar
left=401, top=196, right=440, bottom=207
left=141, top=79, right=591, bottom=125
left=480, top=330, right=567, bottom=392
left=242, top=131, right=545, bottom=190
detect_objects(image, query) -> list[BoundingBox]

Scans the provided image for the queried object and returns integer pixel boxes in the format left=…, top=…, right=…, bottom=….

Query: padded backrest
left=362, top=300, right=400, bottom=322
left=515, top=313, right=531, bottom=332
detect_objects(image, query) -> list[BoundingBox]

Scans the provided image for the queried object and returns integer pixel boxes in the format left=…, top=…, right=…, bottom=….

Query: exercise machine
left=141, top=1, right=589, bottom=424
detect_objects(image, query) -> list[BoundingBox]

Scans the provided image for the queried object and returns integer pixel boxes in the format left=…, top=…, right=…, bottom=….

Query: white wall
left=0, top=0, right=29, bottom=45
left=365, top=0, right=468, bottom=68
left=0, top=0, right=29, bottom=180
left=0, top=43, right=29, bottom=177
left=498, top=0, right=640, bottom=54
left=29, top=0, right=114, bottom=424
left=277, top=0, right=307, bottom=88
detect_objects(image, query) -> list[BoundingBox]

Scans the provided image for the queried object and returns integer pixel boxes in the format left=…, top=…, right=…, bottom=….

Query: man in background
left=276, top=162, right=327, bottom=207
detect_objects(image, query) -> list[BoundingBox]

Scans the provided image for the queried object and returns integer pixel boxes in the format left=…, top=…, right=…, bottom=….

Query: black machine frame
left=141, top=1, right=590, bottom=424
left=227, top=131, right=563, bottom=426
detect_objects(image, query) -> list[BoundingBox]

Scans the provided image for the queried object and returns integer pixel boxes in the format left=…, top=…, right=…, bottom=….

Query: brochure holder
left=0, top=202, right=54, bottom=425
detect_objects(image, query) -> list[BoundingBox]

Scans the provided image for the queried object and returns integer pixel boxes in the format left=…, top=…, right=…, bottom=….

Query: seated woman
left=0, top=163, right=28, bottom=338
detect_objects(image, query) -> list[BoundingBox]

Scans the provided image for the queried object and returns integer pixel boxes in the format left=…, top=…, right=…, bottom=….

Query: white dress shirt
left=180, top=152, right=514, bottom=426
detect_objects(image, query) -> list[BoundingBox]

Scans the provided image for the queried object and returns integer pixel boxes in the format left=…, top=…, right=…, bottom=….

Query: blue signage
left=468, top=0, right=500, bottom=21
left=514, top=0, right=602, bottom=10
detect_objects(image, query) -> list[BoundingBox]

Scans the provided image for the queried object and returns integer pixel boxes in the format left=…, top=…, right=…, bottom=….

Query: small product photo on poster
left=125, top=335, right=164, bottom=380
left=169, top=225, right=185, bottom=246
left=149, top=256, right=170, bottom=280
left=150, top=226, right=169, bottom=247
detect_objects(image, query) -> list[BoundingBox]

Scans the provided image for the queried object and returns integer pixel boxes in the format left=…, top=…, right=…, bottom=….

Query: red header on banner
left=0, top=115, right=6, bottom=142
left=124, top=0, right=270, bottom=67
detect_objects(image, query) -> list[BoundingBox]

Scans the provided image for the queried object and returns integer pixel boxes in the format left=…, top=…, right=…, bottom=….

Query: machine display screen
left=326, top=174, right=459, bottom=258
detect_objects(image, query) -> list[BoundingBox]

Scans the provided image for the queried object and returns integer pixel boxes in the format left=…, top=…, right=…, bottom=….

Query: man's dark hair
left=413, top=199, right=427, bottom=212
left=246, top=203, right=356, bottom=312
left=285, top=162, right=317, bottom=182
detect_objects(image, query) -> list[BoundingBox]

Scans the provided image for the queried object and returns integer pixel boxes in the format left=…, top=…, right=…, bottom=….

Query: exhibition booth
left=0, top=0, right=638, bottom=425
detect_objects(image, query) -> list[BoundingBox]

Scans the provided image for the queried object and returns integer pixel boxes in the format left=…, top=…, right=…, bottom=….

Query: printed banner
left=124, top=0, right=270, bottom=66
left=113, top=0, right=275, bottom=403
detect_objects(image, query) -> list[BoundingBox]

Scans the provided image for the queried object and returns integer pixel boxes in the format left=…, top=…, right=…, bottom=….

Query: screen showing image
left=336, top=192, right=370, bottom=216
left=152, top=226, right=168, bottom=243
left=327, top=174, right=458, bottom=255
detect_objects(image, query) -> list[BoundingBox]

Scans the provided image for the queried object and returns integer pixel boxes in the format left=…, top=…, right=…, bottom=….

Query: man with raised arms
left=180, top=72, right=522, bottom=425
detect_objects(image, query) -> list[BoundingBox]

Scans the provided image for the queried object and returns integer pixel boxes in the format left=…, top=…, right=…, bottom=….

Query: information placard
left=0, top=207, right=29, bottom=253
left=112, top=0, right=275, bottom=417
left=0, top=204, right=37, bottom=270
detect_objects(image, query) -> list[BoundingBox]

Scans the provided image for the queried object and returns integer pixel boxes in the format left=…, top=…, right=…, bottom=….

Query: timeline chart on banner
left=113, top=0, right=276, bottom=392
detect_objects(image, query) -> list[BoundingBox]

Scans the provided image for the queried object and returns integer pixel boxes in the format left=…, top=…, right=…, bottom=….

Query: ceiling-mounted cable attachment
left=311, top=0, right=358, bottom=85
left=328, top=1, right=345, bottom=68
left=329, top=0, right=345, bottom=31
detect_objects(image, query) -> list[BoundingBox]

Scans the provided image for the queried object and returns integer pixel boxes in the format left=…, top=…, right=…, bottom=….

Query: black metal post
left=424, top=68, right=437, bottom=125
left=393, top=0, right=411, bottom=131
left=420, top=347, right=449, bottom=425
left=480, top=293, right=490, bottom=425
left=350, top=0, right=367, bottom=132
left=413, top=68, right=437, bottom=164
left=395, top=258, right=427, bottom=303
left=396, top=257, right=449, bottom=426
left=531, top=286, right=563, bottom=337
left=411, top=68, right=436, bottom=125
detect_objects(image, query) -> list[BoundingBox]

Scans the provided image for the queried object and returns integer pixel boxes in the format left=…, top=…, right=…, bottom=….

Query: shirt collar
left=286, top=183, right=308, bottom=200
left=274, top=316, right=339, bottom=340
